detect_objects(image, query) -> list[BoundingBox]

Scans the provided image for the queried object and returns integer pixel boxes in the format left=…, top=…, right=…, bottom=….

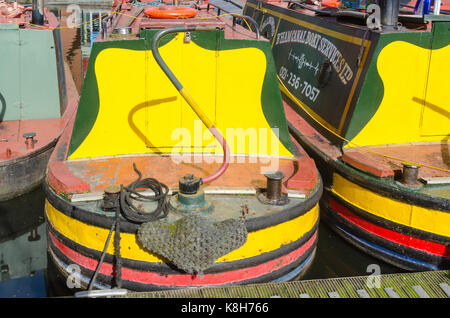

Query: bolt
left=5, top=148, right=11, bottom=158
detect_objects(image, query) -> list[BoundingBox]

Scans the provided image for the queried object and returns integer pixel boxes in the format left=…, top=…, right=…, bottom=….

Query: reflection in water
left=0, top=187, right=47, bottom=297
left=0, top=4, right=402, bottom=298
left=302, top=222, right=400, bottom=281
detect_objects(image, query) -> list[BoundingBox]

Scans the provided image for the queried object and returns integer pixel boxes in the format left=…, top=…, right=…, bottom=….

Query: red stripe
left=49, top=231, right=317, bottom=287
left=329, top=197, right=450, bottom=258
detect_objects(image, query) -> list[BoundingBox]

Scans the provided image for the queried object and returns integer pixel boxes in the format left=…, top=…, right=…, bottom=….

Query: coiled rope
left=87, top=163, right=169, bottom=290
left=120, top=163, right=170, bottom=223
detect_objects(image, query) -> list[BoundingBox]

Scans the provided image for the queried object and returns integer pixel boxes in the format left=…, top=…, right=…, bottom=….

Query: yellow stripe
left=45, top=200, right=319, bottom=263
left=246, top=2, right=363, bottom=45
left=331, top=173, right=450, bottom=237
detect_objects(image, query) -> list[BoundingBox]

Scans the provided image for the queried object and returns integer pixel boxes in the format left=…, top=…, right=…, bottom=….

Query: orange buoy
left=321, top=0, right=341, bottom=7
left=144, top=6, right=198, bottom=19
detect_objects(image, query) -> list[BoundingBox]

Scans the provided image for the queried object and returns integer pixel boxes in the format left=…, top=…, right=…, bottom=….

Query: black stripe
left=288, top=121, right=450, bottom=213
left=43, top=176, right=322, bottom=234
left=46, top=210, right=319, bottom=275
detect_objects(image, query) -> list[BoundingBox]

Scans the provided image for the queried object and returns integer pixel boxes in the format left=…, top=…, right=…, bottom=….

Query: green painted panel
left=0, top=28, right=61, bottom=122
left=68, top=31, right=293, bottom=156
left=68, top=39, right=147, bottom=156
left=0, top=28, right=21, bottom=121
left=343, top=31, right=433, bottom=142
left=430, top=21, right=450, bottom=49
left=19, top=29, right=61, bottom=120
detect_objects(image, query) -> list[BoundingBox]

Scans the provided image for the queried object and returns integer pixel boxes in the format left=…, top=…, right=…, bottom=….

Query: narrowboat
left=44, top=0, right=322, bottom=292
left=243, top=0, right=450, bottom=270
left=0, top=1, right=79, bottom=201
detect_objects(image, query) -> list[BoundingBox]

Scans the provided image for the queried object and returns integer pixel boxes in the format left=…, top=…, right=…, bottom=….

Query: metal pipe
left=151, top=26, right=231, bottom=185
left=31, top=0, right=44, bottom=25
left=102, top=20, right=108, bottom=40
left=379, top=0, right=400, bottom=28
left=231, top=14, right=260, bottom=39
left=434, top=0, right=441, bottom=15
left=75, top=288, right=128, bottom=298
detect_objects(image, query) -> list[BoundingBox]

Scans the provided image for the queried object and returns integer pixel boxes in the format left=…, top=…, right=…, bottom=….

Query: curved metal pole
left=151, top=26, right=231, bottom=184
left=232, top=14, right=260, bottom=39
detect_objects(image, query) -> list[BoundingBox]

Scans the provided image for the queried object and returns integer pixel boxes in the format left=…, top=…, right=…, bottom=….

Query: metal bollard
left=23, top=132, right=36, bottom=150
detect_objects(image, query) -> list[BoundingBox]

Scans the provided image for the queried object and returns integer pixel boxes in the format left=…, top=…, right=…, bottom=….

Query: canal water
left=0, top=4, right=402, bottom=298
